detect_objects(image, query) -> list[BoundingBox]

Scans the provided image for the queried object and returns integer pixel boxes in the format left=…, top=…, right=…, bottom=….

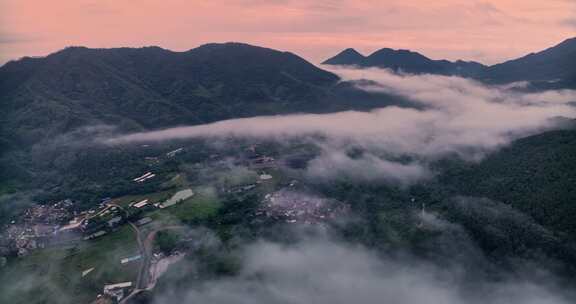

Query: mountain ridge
left=0, top=42, right=416, bottom=197
left=322, top=48, right=366, bottom=66
left=322, top=46, right=487, bottom=77
left=322, top=37, right=576, bottom=84
left=0, top=42, right=342, bottom=145
left=481, top=37, right=576, bottom=84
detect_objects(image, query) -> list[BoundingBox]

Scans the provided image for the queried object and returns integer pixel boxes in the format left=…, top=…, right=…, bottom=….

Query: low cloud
left=107, top=68, right=576, bottom=185
left=0, top=31, right=39, bottom=45
left=153, top=227, right=573, bottom=304
left=306, top=149, right=432, bottom=186
left=561, top=18, right=576, bottom=28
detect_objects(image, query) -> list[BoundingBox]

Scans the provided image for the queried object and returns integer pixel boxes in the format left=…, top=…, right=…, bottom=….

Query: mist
left=153, top=222, right=574, bottom=304
left=107, top=68, right=576, bottom=185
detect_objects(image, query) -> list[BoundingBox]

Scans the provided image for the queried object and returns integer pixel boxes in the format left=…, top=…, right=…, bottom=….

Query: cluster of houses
left=79, top=188, right=196, bottom=241
left=93, top=250, right=187, bottom=303
left=257, top=188, right=347, bottom=224
left=244, top=146, right=277, bottom=169
left=0, top=199, right=75, bottom=257
left=80, top=203, right=129, bottom=240
left=1, top=184, right=198, bottom=261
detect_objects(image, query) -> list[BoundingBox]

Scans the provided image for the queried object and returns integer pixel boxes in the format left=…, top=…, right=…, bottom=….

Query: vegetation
left=0, top=226, right=138, bottom=304
left=165, top=189, right=221, bottom=223
left=1, top=41, right=576, bottom=304
left=0, top=42, right=415, bottom=216
left=155, top=230, right=181, bottom=255
left=439, top=130, right=576, bottom=239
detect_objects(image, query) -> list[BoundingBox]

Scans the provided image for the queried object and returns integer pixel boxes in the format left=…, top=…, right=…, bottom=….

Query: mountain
left=323, top=37, right=576, bottom=86
left=323, top=48, right=486, bottom=76
left=0, top=43, right=415, bottom=205
left=363, top=48, right=441, bottom=73
left=0, top=43, right=341, bottom=147
left=322, top=48, right=366, bottom=66
left=0, top=42, right=419, bottom=150
left=481, top=37, right=576, bottom=84
left=2, top=42, right=576, bottom=304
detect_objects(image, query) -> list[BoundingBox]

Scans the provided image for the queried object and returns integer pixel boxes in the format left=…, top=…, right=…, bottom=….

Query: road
left=120, top=225, right=186, bottom=304
left=105, top=202, right=146, bottom=304
left=106, top=201, right=187, bottom=303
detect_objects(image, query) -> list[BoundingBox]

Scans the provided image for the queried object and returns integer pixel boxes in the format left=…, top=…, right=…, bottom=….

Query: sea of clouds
left=108, top=67, right=576, bottom=186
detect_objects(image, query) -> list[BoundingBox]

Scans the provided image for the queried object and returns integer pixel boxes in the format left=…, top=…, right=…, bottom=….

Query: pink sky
left=1, top=0, right=575, bottom=65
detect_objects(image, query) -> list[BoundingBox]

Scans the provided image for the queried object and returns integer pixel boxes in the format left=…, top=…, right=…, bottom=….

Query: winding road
left=120, top=224, right=186, bottom=304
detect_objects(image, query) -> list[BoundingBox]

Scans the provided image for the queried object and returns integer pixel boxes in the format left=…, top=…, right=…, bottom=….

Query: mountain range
left=0, top=42, right=414, bottom=203
left=1, top=39, right=575, bottom=198
left=0, top=43, right=336, bottom=147
left=0, top=38, right=576, bottom=299
left=1, top=0, right=576, bottom=294
left=323, top=47, right=486, bottom=77
left=0, top=43, right=416, bottom=150
left=323, top=37, right=576, bottom=85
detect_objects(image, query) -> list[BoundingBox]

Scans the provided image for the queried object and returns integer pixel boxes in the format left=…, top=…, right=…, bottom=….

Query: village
left=0, top=173, right=204, bottom=303
left=0, top=143, right=324, bottom=304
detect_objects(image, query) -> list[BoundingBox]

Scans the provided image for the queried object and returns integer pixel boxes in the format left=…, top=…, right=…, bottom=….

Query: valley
left=0, top=38, right=575, bottom=304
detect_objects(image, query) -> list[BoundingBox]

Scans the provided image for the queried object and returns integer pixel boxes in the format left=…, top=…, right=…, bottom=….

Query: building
left=160, top=189, right=194, bottom=208
left=132, top=199, right=149, bottom=209
left=107, top=216, right=122, bottom=228
left=103, top=282, right=133, bottom=302
left=120, top=255, right=142, bottom=264
left=84, top=230, right=107, bottom=240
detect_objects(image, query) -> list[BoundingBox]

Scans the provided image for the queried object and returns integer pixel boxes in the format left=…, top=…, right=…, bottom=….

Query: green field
left=0, top=226, right=139, bottom=304
left=149, top=187, right=222, bottom=224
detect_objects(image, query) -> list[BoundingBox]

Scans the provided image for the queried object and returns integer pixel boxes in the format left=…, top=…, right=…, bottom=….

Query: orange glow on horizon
left=1, top=0, right=575, bottom=65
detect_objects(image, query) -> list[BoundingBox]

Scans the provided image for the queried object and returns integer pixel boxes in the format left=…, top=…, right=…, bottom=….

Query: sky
left=1, top=0, right=575, bottom=65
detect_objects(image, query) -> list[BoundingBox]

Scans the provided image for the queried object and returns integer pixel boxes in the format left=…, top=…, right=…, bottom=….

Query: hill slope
left=0, top=43, right=340, bottom=147
left=481, top=37, right=576, bottom=84
left=0, top=43, right=416, bottom=202
left=440, top=129, right=576, bottom=239
left=322, top=48, right=366, bottom=66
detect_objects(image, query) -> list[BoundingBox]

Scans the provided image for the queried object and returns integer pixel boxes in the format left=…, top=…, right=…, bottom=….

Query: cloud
left=3, top=0, right=575, bottom=65
left=306, top=149, right=432, bottom=186
left=0, top=32, right=37, bottom=44
left=106, top=68, right=575, bottom=185
left=80, top=1, right=123, bottom=16
left=112, top=70, right=575, bottom=185
left=153, top=227, right=573, bottom=304
left=561, top=18, right=576, bottom=28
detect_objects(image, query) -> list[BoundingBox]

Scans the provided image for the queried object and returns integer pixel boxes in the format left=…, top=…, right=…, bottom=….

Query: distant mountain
left=322, top=48, right=366, bottom=66
left=323, top=48, right=486, bottom=77
left=323, top=37, right=576, bottom=86
left=481, top=37, right=576, bottom=84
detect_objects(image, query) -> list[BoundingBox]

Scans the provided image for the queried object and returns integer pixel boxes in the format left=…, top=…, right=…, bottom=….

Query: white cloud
left=153, top=231, right=572, bottom=304
left=306, top=149, right=432, bottom=186
left=107, top=68, right=576, bottom=185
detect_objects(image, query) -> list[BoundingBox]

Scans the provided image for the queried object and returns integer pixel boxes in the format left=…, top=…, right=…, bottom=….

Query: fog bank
left=108, top=68, right=576, bottom=185
left=153, top=227, right=572, bottom=304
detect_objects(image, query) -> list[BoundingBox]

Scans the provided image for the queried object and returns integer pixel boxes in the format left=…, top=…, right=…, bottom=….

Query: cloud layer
left=108, top=68, right=576, bottom=185
left=153, top=225, right=572, bottom=304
